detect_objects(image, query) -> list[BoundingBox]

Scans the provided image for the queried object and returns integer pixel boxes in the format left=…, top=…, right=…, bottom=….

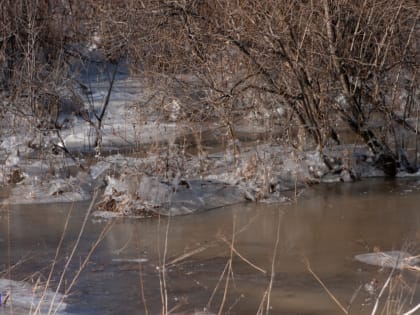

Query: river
left=1, top=178, right=420, bottom=315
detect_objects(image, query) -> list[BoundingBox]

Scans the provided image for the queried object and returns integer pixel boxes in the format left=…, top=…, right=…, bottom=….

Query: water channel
left=1, top=178, right=420, bottom=314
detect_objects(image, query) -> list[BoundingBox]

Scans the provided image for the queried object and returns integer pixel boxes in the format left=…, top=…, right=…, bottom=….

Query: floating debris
left=112, top=258, right=149, bottom=263
left=355, top=251, right=420, bottom=271
left=96, top=175, right=249, bottom=216
left=363, top=277, right=378, bottom=295
left=0, top=278, right=67, bottom=314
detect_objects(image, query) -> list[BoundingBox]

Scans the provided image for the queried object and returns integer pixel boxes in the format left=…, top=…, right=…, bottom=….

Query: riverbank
left=1, top=73, right=420, bottom=216
left=1, top=58, right=419, bottom=215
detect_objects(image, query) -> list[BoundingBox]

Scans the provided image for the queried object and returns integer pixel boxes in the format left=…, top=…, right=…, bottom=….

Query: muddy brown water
left=1, top=178, right=420, bottom=315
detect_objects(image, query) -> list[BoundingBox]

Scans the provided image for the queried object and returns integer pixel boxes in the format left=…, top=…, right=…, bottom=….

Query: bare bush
left=1, top=1, right=419, bottom=175
left=89, top=0, right=419, bottom=175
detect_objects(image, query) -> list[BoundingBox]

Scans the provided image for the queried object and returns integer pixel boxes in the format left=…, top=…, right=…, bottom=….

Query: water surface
left=1, top=178, right=420, bottom=314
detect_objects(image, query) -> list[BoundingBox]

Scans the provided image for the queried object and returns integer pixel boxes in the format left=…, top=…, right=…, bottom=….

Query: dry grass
left=1, top=191, right=114, bottom=315
left=303, top=256, right=349, bottom=314
left=305, top=248, right=420, bottom=315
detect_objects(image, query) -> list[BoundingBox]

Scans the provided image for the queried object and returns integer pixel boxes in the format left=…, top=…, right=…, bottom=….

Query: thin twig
left=219, top=236, right=266, bottom=274
left=33, top=203, right=74, bottom=315
left=166, top=242, right=218, bottom=267
left=217, top=215, right=236, bottom=315
left=52, top=219, right=114, bottom=315
left=48, top=190, right=99, bottom=314
left=403, top=303, right=420, bottom=315
left=370, top=268, right=396, bottom=315
left=265, top=210, right=283, bottom=315
left=162, top=216, right=170, bottom=315
left=207, top=259, right=229, bottom=311
left=135, top=229, right=149, bottom=315
left=303, top=256, right=348, bottom=314
left=7, top=205, right=14, bottom=313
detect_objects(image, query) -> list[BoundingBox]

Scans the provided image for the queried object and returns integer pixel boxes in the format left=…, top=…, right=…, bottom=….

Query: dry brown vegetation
left=1, top=0, right=419, bottom=175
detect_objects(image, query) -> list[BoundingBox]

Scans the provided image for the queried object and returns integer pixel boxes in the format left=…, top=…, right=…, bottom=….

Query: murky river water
left=1, top=178, right=420, bottom=315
